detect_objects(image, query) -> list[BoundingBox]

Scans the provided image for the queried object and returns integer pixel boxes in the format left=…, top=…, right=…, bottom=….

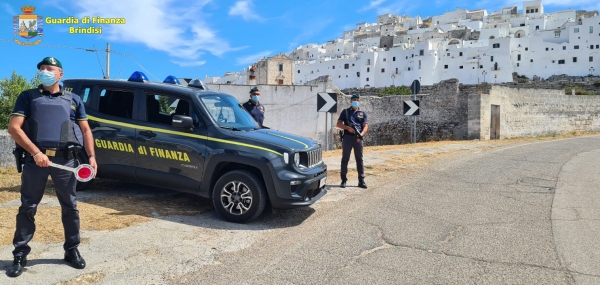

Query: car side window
left=98, top=88, right=135, bottom=119
left=80, top=86, right=92, bottom=107
left=145, top=93, right=203, bottom=128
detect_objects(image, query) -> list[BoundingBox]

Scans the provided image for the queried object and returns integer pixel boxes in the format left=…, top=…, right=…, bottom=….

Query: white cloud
left=64, top=0, right=236, bottom=64
left=503, top=0, right=599, bottom=10
left=359, top=0, right=386, bottom=12
left=172, top=60, right=206, bottom=67
left=229, top=0, right=262, bottom=21
left=2, top=2, right=16, bottom=15
left=236, top=51, right=271, bottom=65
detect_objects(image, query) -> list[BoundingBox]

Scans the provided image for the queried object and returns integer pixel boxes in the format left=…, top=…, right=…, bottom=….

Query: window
left=366, top=78, right=369, bottom=81
left=408, top=67, right=411, bottom=71
left=459, top=66, right=463, bottom=69
left=558, top=59, right=565, bottom=64
left=419, top=60, right=421, bottom=69
left=278, top=79, right=283, bottom=85
left=493, top=43, right=500, bottom=48
left=444, top=65, right=448, bottom=69
left=573, top=57, right=577, bottom=62
left=367, top=67, right=370, bottom=72
left=590, top=26, right=594, bottom=33
left=591, top=45, right=594, bottom=49
left=81, top=86, right=92, bottom=107
left=491, top=56, right=494, bottom=62
left=574, top=45, right=579, bottom=49
left=145, top=94, right=201, bottom=127
left=447, top=53, right=450, bottom=56
left=419, top=49, right=424, bottom=56
left=459, top=52, right=463, bottom=56
left=517, top=63, right=519, bottom=67
left=332, top=66, right=335, bottom=69
left=526, top=9, right=529, bottom=13
left=357, top=72, right=360, bottom=77
left=297, top=70, right=300, bottom=73
left=536, top=25, right=539, bottom=30
left=395, top=67, right=398, bottom=74
left=383, top=58, right=386, bottom=62
left=393, top=57, right=396, bottom=61
left=535, top=8, right=538, bottom=12
left=367, top=59, right=371, bottom=65
left=517, top=54, right=521, bottom=61
left=590, top=56, right=594, bottom=62
left=530, top=59, right=533, bottom=62
left=597, top=45, right=599, bottom=49
left=525, top=47, right=528, bottom=51
left=563, top=46, right=566, bottom=50
left=555, top=31, right=560, bottom=38
left=278, top=64, right=283, bottom=71
left=344, top=63, right=349, bottom=69
left=574, top=28, right=579, bottom=33
left=381, top=68, right=385, bottom=73
left=480, top=65, right=483, bottom=69
left=98, top=88, right=135, bottom=119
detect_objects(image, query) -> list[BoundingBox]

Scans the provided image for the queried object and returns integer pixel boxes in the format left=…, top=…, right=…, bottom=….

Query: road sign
left=404, top=100, right=420, bottom=116
left=411, top=80, right=421, bottom=95
left=317, top=92, right=337, bottom=112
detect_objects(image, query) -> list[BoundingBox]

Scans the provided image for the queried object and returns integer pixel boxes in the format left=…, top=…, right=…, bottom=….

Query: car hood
left=231, top=129, right=317, bottom=151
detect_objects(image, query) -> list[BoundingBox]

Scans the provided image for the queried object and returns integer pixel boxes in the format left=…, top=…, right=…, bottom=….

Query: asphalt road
left=2, top=135, right=600, bottom=284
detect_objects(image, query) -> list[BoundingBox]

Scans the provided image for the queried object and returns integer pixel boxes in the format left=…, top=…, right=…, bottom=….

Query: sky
left=1, top=0, right=598, bottom=84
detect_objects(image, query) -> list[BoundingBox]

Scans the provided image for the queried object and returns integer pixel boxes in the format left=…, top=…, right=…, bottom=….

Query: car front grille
left=300, top=148, right=322, bottom=168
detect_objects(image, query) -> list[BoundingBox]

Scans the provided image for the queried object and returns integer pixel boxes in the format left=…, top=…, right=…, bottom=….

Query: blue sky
left=1, top=0, right=597, bottom=83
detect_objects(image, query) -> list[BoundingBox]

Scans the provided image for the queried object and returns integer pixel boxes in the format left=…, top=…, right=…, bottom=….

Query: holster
left=66, top=144, right=83, bottom=163
left=13, top=147, right=24, bottom=173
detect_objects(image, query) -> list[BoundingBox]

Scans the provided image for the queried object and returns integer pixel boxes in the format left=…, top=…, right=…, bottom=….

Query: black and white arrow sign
left=317, top=92, right=337, bottom=112
left=403, top=100, right=420, bottom=116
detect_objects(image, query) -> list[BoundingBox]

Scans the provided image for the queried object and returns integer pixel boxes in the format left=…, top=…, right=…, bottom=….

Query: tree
left=0, top=71, right=39, bottom=129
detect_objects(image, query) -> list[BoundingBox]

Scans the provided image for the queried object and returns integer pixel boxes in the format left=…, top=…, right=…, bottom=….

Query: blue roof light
left=128, top=71, right=149, bottom=82
left=163, top=75, right=180, bottom=85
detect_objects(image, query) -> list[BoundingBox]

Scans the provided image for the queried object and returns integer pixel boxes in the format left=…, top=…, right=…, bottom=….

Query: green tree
left=0, top=71, right=39, bottom=129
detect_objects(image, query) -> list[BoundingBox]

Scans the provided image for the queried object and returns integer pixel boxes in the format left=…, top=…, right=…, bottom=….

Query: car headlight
left=294, top=153, right=300, bottom=167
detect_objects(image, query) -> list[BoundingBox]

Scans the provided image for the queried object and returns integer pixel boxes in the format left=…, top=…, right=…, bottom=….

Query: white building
left=290, top=0, right=599, bottom=88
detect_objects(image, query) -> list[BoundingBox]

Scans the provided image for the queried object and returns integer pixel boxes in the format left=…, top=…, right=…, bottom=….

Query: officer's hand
left=34, top=153, right=50, bottom=167
left=89, top=157, right=98, bottom=179
left=357, top=138, right=362, bottom=143
left=347, top=127, right=355, bottom=134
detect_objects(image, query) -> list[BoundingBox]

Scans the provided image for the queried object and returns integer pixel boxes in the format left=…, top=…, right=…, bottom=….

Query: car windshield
left=199, top=94, right=259, bottom=130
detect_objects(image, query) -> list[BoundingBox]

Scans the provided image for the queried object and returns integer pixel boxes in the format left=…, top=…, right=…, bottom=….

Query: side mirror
left=172, top=115, right=193, bottom=129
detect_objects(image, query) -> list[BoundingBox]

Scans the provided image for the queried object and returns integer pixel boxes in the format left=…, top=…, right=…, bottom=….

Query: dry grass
left=56, top=271, right=106, bottom=285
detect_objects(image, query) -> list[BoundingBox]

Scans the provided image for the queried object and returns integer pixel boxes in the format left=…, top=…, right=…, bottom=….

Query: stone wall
left=477, top=86, right=600, bottom=139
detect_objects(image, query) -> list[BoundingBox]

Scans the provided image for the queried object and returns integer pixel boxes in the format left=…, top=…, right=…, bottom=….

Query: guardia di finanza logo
left=13, top=5, right=44, bottom=46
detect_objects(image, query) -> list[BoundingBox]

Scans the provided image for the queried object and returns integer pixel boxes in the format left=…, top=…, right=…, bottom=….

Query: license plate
left=319, top=177, right=327, bottom=188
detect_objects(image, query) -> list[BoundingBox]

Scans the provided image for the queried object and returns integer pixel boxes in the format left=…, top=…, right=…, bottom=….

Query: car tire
left=212, top=170, right=267, bottom=223
left=75, top=148, right=93, bottom=191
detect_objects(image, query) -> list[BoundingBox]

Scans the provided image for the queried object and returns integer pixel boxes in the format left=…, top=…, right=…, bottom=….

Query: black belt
left=38, top=148, right=69, bottom=157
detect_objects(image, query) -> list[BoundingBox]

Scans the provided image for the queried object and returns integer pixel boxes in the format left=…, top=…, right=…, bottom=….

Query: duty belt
left=39, top=148, right=68, bottom=157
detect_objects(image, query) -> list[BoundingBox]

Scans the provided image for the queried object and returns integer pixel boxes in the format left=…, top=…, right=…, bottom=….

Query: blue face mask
left=351, top=101, right=359, bottom=108
left=38, top=70, right=57, bottom=86
left=252, top=95, right=260, bottom=102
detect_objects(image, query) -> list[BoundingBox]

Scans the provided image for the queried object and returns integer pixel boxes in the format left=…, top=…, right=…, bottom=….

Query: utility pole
left=106, top=43, right=110, bottom=79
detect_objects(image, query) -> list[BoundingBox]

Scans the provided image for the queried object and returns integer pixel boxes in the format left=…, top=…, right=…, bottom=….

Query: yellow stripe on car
left=87, top=115, right=283, bottom=156
left=269, top=134, right=308, bottom=149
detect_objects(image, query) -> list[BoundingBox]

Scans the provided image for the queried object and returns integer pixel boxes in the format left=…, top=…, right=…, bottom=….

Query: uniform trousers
left=340, top=134, right=365, bottom=181
left=12, top=155, right=80, bottom=257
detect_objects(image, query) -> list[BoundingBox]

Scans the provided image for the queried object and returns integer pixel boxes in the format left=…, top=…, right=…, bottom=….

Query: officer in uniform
left=242, top=86, right=265, bottom=127
left=6, top=57, right=97, bottom=278
left=336, top=94, right=369, bottom=189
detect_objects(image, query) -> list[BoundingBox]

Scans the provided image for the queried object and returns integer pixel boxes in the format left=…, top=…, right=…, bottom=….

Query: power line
left=92, top=44, right=106, bottom=78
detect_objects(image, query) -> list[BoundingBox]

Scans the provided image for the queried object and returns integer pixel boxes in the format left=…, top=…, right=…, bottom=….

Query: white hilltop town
left=206, top=0, right=600, bottom=88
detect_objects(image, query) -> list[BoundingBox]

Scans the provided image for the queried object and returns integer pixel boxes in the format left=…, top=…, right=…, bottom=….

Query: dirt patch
left=56, top=271, right=106, bottom=285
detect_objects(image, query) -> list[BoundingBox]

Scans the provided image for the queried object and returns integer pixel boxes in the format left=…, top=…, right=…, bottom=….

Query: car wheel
left=75, top=148, right=93, bottom=191
left=212, top=170, right=267, bottom=223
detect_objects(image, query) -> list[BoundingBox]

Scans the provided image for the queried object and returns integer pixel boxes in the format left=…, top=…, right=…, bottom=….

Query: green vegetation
left=378, top=85, right=412, bottom=97
left=564, top=85, right=594, bottom=95
left=0, top=71, right=39, bottom=129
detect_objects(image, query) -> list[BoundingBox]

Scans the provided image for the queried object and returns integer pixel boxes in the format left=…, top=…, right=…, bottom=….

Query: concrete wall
left=477, top=86, right=600, bottom=139
left=207, top=78, right=333, bottom=145
left=0, top=130, right=15, bottom=168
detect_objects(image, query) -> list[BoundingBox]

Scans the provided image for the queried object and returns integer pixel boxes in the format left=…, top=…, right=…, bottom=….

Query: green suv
left=62, top=72, right=327, bottom=223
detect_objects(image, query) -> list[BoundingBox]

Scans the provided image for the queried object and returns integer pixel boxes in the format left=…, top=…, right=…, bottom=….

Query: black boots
left=6, top=256, right=27, bottom=277
left=340, top=180, right=347, bottom=188
left=358, top=180, right=368, bottom=189
left=64, top=248, right=86, bottom=269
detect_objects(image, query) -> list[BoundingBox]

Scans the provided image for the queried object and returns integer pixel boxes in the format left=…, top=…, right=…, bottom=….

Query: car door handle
left=139, top=130, right=156, bottom=138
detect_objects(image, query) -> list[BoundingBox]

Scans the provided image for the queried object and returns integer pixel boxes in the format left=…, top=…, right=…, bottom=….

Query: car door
left=85, top=86, right=138, bottom=180
left=134, top=91, right=207, bottom=192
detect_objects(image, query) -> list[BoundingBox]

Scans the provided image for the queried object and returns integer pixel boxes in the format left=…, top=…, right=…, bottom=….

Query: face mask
left=252, top=95, right=260, bottom=102
left=38, top=70, right=57, bottom=86
left=351, top=101, right=359, bottom=108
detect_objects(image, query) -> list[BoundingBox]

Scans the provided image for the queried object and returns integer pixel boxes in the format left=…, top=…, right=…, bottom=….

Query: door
left=135, top=91, right=207, bottom=192
left=490, top=105, right=500, bottom=140
left=89, top=86, right=138, bottom=180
